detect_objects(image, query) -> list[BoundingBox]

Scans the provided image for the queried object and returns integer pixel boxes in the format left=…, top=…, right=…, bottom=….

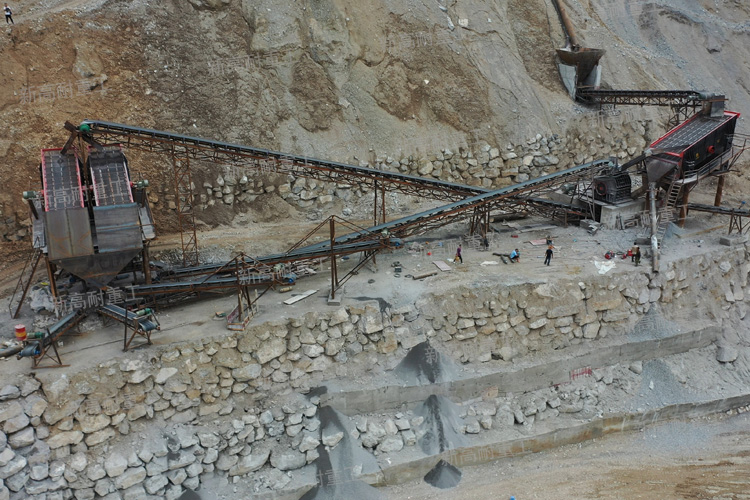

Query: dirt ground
left=383, top=411, right=750, bottom=500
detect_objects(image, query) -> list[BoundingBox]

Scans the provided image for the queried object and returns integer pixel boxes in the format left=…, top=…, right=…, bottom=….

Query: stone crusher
left=551, top=0, right=605, bottom=99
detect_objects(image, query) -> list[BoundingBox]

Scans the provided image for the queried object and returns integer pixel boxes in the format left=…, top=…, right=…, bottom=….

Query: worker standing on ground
left=544, top=245, right=553, bottom=266
left=4, top=4, right=13, bottom=24
left=455, top=244, right=463, bottom=264
left=634, top=245, right=641, bottom=266
left=509, top=248, right=520, bottom=263
left=630, top=242, right=638, bottom=262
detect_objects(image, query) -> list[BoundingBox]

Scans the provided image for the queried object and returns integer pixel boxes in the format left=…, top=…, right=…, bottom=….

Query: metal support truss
left=172, top=150, right=199, bottom=267
left=576, top=89, right=713, bottom=127
left=74, top=120, right=479, bottom=202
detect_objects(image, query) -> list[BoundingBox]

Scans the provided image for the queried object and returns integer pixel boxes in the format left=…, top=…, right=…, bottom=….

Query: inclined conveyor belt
left=79, top=120, right=482, bottom=197
left=161, top=160, right=608, bottom=280
left=99, top=304, right=160, bottom=331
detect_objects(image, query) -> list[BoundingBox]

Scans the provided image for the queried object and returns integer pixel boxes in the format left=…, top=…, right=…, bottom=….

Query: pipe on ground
left=551, top=0, right=580, bottom=49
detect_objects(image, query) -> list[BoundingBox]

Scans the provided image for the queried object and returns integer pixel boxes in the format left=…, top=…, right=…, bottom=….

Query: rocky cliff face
left=1, top=0, right=749, bottom=243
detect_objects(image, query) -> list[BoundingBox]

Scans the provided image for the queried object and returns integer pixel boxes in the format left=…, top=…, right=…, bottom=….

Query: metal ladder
left=8, top=247, right=43, bottom=319
left=655, top=173, right=683, bottom=242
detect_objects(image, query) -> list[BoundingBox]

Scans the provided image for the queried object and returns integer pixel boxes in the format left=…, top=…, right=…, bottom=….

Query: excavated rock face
left=3, top=0, right=750, bottom=243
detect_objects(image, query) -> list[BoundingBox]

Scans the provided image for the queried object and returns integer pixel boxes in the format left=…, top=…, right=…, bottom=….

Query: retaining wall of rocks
left=145, top=116, right=654, bottom=221
left=0, top=244, right=747, bottom=499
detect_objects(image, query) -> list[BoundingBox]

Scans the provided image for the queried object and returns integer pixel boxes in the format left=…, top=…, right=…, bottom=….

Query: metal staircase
left=655, top=172, right=683, bottom=242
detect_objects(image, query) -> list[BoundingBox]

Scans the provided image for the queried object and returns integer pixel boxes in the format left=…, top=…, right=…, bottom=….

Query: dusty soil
left=383, top=411, right=750, bottom=500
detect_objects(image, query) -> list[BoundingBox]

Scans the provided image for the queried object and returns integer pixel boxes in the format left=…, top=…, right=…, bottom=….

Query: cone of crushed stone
left=423, top=459, right=462, bottom=489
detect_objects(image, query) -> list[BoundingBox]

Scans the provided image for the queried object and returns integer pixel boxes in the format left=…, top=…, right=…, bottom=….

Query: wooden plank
left=413, top=271, right=438, bottom=280
left=432, top=260, right=452, bottom=272
left=519, top=224, right=557, bottom=233
left=283, top=289, right=318, bottom=305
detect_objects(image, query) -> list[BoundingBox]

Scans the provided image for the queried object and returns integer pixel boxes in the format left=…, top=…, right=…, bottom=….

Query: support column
left=142, top=244, right=152, bottom=285
left=714, top=175, right=725, bottom=208
left=679, top=186, right=691, bottom=227
left=45, top=257, right=58, bottom=300
left=649, top=182, right=659, bottom=273
left=172, top=150, right=199, bottom=267
left=373, top=181, right=379, bottom=226
left=329, top=217, right=338, bottom=300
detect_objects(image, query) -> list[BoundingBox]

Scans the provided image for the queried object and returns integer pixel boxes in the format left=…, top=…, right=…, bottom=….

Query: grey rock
left=116, top=467, right=148, bottom=490
left=70, top=452, right=88, bottom=472
left=30, top=461, right=49, bottom=481
left=270, top=449, right=305, bottom=471
left=402, top=429, right=417, bottom=446
left=86, top=463, right=107, bottom=481
left=122, top=484, right=147, bottom=500
left=228, top=448, right=269, bottom=476
left=231, top=363, right=262, bottom=381
left=47, top=431, right=83, bottom=449
left=259, top=410, right=273, bottom=426
left=0, top=403, right=23, bottom=424
left=383, top=419, right=398, bottom=435
left=4, top=471, right=28, bottom=492
left=0, top=449, right=13, bottom=467
left=144, top=475, right=168, bottom=494
left=94, top=478, right=115, bottom=497
left=321, top=431, right=343, bottom=448
left=146, top=456, right=168, bottom=477
left=0, top=387, right=19, bottom=402
left=104, top=453, right=128, bottom=478
left=3, top=413, right=29, bottom=434
left=298, top=435, right=320, bottom=453
left=465, top=418, right=481, bottom=434
left=367, top=421, right=386, bottom=439
left=378, top=436, right=404, bottom=453
left=197, top=432, right=220, bottom=449
left=154, top=368, right=178, bottom=385
left=8, top=427, right=34, bottom=448
left=0, top=454, right=26, bottom=479
left=717, top=345, right=739, bottom=363
left=168, top=451, right=195, bottom=470
left=167, top=468, right=187, bottom=485
left=394, top=418, right=410, bottom=431
left=215, top=454, right=238, bottom=471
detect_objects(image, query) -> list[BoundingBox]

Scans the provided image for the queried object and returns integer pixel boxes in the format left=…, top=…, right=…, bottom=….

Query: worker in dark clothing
left=455, top=244, right=463, bottom=264
left=4, top=4, right=13, bottom=24
left=544, top=245, right=553, bottom=266
left=634, top=245, right=641, bottom=266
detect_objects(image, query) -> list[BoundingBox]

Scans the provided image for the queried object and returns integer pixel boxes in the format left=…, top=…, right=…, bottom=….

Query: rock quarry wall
left=0, top=244, right=747, bottom=499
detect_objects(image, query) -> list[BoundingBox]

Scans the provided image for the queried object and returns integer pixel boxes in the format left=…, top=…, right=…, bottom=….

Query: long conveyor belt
left=159, top=159, right=610, bottom=281
left=78, top=120, right=485, bottom=201
left=687, top=203, right=750, bottom=217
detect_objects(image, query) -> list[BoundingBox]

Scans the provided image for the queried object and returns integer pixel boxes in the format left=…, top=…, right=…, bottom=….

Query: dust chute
left=552, top=0, right=605, bottom=99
